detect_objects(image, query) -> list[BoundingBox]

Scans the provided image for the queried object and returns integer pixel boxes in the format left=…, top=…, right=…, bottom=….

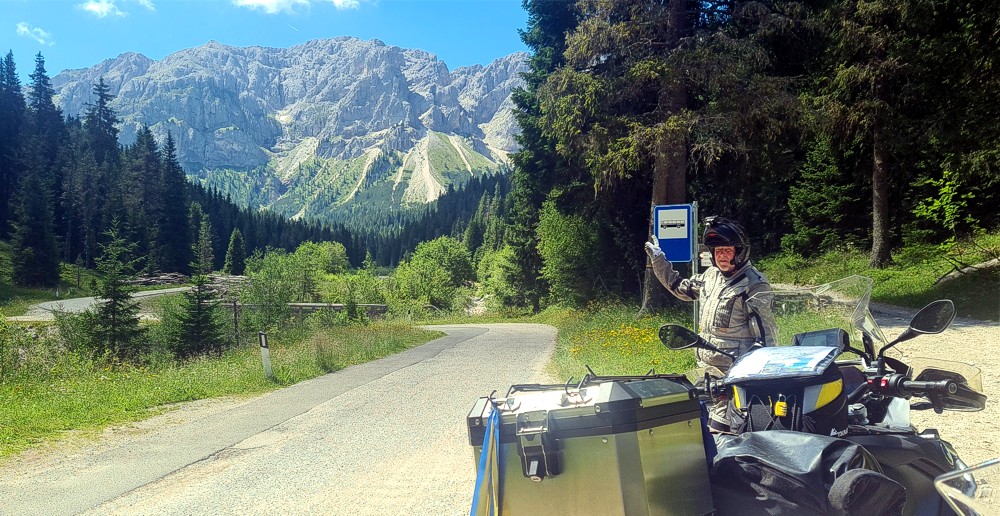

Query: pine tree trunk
left=869, top=127, right=891, bottom=268
left=640, top=0, right=688, bottom=315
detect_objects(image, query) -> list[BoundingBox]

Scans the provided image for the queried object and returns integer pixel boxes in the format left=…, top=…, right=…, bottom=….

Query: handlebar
left=872, top=374, right=958, bottom=398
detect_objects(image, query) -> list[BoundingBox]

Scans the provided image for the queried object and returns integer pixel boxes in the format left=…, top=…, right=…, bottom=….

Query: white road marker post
left=258, top=331, right=273, bottom=379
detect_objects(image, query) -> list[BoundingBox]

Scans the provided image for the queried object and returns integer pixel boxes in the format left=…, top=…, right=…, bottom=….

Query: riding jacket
left=653, top=260, right=777, bottom=371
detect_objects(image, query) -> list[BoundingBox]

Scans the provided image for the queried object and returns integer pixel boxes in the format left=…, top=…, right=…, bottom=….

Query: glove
left=644, top=237, right=665, bottom=260
left=645, top=236, right=677, bottom=286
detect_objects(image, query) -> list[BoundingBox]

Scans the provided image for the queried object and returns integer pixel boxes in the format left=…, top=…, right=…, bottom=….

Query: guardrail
left=231, top=302, right=388, bottom=318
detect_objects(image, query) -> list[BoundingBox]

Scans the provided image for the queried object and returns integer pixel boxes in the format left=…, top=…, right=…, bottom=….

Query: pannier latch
left=515, top=410, right=561, bottom=481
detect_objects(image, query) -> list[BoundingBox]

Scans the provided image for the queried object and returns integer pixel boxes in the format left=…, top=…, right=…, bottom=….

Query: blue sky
left=3, top=0, right=530, bottom=81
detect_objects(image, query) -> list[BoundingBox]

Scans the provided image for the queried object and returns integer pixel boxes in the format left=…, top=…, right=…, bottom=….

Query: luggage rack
left=503, top=365, right=695, bottom=406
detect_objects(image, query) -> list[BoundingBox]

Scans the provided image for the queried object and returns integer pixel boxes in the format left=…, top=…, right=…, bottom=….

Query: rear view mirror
left=659, top=325, right=701, bottom=350
left=910, top=300, right=956, bottom=335
left=879, top=299, right=957, bottom=359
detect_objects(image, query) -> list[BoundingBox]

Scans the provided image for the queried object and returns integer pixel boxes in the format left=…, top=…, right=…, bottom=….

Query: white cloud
left=15, top=22, right=54, bottom=46
left=232, top=0, right=310, bottom=14
left=232, top=0, right=362, bottom=14
left=130, top=0, right=156, bottom=11
left=78, top=0, right=126, bottom=18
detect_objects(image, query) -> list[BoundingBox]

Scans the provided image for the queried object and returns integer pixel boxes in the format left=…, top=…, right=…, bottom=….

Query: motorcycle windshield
left=746, top=275, right=986, bottom=407
left=746, top=275, right=888, bottom=353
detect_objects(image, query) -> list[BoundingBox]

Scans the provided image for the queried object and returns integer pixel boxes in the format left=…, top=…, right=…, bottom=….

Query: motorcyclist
left=645, top=216, right=777, bottom=372
left=646, top=217, right=776, bottom=431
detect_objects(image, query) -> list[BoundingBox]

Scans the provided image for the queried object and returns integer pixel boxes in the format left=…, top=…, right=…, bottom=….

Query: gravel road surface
left=869, top=303, right=1000, bottom=467
left=0, top=324, right=555, bottom=515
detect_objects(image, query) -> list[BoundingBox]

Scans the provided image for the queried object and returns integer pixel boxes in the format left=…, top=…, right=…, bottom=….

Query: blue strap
left=470, top=405, right=501, bottom=516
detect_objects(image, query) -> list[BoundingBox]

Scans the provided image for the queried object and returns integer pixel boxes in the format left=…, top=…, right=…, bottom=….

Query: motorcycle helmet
left=703, top=216, right=750, bottom=273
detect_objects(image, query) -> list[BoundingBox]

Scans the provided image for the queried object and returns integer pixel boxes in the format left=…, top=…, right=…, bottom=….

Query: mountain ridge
left=50, top=37, right=527, bottom=223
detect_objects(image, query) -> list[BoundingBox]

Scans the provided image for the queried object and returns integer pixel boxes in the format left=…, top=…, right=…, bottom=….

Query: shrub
left=239, top=249, right=297, bottom=332
left=392, top=259, right=456, bottom=310
left=294, top=241, right=349, bottom=274
left=536, top=200, right=600, bottom=306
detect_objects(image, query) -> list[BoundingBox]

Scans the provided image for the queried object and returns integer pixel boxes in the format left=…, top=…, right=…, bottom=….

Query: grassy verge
left=416, top=302, right=699, bottom=383
left=759, top=233, right=1000, bottom=321
left=0, top=320, right=441, bottom=459
left=532, top=303, right=697, bottom=381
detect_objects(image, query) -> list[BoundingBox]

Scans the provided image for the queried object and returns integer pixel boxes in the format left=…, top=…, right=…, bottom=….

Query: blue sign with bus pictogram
left=654, top=204, right=693, bottom=262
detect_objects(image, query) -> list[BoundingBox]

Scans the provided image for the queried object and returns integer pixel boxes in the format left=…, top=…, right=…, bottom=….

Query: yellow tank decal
left=733, top=386, right=742, bottom=409
left=810, top=378, right=843, bottom=410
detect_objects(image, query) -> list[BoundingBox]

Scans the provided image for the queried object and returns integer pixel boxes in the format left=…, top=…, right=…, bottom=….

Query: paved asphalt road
left=8, top=287, right=192, bottom=322
left=0, top=324, right=556, bottom=515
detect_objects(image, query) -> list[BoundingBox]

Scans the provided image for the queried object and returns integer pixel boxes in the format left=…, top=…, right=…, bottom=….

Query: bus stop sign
left=654, top=204, right=693, bottom=262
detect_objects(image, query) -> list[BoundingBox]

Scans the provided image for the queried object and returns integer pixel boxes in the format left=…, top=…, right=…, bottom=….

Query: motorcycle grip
left=899, top=379, right=958, bottom=396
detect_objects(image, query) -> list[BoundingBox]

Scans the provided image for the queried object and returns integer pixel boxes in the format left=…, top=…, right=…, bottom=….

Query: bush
left=294, top=241, right=349, bottom=274
left=323, top=269, right=387, bottom=305
left=349, top=268, right=386, bottom=304
left=239, top=249, right=297, bottom=332
left=477, top=246, right=521, bottom=309
left=536, top=200, right=601, bottom=306
left=392, top=259, right=456, bottom=310
left=411, top=236, right=475, bottom=287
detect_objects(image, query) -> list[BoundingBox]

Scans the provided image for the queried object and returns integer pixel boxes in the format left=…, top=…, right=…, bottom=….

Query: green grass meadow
left=530, top=302, right=698, bottom=382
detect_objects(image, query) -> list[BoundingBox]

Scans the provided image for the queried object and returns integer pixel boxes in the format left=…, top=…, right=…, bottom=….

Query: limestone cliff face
left=51, top=37, right=527, bottom=213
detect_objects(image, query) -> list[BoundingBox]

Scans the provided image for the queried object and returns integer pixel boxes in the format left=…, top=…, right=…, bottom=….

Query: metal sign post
left=258, top=331, right=273, bottom=379
left=691, top=202, right=699, bottom=333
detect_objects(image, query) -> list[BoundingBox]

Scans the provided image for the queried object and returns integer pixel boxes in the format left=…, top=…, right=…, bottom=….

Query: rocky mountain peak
left=50, top=37, right=527, bottom=221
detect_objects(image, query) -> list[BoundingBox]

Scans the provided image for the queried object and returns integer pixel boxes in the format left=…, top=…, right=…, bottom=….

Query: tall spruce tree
left=62, top=141, right=103, bottom=268
left=26, top=53, right=63, bottom=162
left=83, top=77, right=120, bottom=169
left=507, top=0, right=577, bottom=311
left=0, top=51, right=26, bottom=236
left=222, top=228, right=246, bottom=275
left=25, top=53, right=66, bottom=237
left=121, top=125, right=162, bottom=269
left=93, top=221, right=145, bottom=361
left=10, top=174, right=59, bottom=286
left=159, top=133, right=192, bottom=273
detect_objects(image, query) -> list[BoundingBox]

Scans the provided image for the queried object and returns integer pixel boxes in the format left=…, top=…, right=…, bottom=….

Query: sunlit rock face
left=52, top=37, right=528, bottom=178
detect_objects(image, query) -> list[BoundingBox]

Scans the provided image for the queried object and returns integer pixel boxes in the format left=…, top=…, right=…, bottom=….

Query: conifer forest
left=1, top=0, right=998, bottom=311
